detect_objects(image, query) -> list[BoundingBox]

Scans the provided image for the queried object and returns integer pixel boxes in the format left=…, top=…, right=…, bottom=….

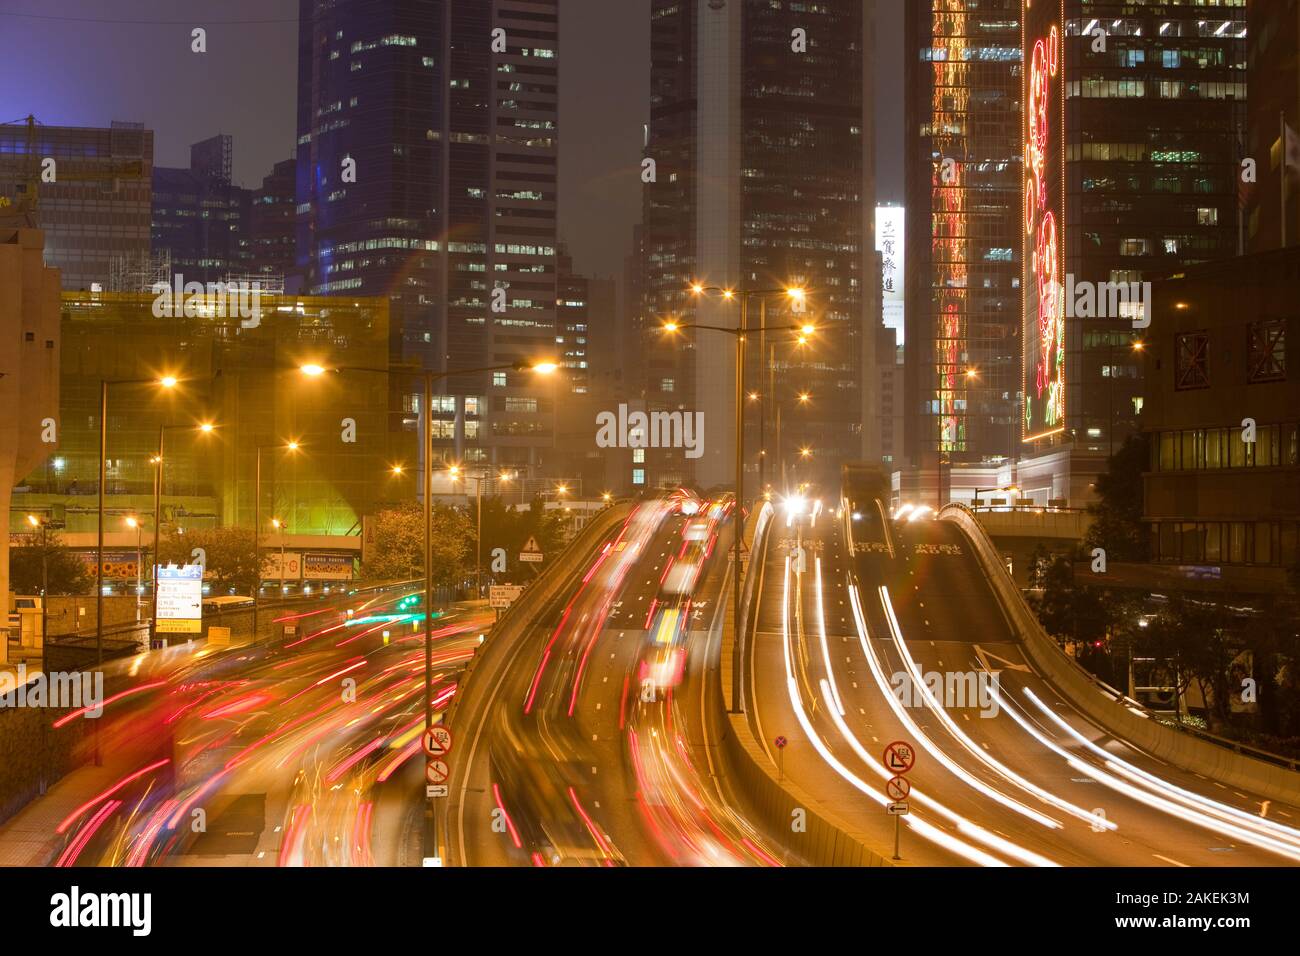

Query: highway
left=447, top=494, right=784, bottom=866
left=746, top=492, right=1300, bottom=866
left=5, top=585, right=490, bottom=867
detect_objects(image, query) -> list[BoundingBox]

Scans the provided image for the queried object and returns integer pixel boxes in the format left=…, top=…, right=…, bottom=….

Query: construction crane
left=0, top=114, right=146, bottom=228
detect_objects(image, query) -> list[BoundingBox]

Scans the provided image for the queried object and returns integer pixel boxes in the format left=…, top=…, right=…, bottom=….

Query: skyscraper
left=1018, top=1, right=1246, bottom=505
left=641, top=0, right=876, bottom=493
left=904, top=1, right=1023, bottom=478
left=295, top=0, right=559, bottom=477
left=152, top=135, right=251, bottom=286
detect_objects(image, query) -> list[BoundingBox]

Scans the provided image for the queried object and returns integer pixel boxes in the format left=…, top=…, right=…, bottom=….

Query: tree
left=157, top=526, right=259, bottom=596
left=8, top=533, right=90, bottom=595
left=1084, top=432, right=1150, bottom=562
left=359, top=502, right=471, bottom=584
left=469, top=495, right=569, bottom=581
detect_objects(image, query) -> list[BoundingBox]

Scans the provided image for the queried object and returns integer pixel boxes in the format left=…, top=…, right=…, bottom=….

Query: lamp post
left=150, top=421, right=216, bottom=647
left=300, top=357, right=557, bottom=863
left=667, top=284, right=811, bottom=714
left=253, top=441, right=300, bottom=643
left=97, top=376, right=178, bottom=680
left=124, top=515, right=142, bottom=621
left=448, top=466, right=490, bottom=599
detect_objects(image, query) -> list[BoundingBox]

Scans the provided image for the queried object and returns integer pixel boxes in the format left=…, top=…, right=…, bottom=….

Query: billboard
left=875, top=204, right=904, bottom=342
left=261, top=551, right=302, bottom=581
left=303, top=553, right=354, bottom=581
left=1023, top=0, right=1065, bottom=442
left=156, top=564, right=203, bottom=634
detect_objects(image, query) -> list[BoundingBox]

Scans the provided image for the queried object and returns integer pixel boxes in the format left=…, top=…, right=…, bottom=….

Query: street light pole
left=671, top=284, right=810, bottom=714
left=299, top=357, right=557, bottom=866
left=150, top=427, right=163, bottom=647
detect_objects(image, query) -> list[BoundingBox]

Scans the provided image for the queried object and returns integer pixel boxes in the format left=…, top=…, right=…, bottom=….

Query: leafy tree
left=8, top=533, right=90, bottom=595
left=359, top=502, right=471, bottom=584
left=1028, top=554, right=1110, bottom=647
left=469, top=495, right=569, bottom=582
left=1084, top=432, right=1150, bottom=562
left=157, top=526, right=260, bottom=596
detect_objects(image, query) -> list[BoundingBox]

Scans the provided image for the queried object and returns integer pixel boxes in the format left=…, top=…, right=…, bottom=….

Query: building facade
left=641, top=0, right=876, bottom=493
left=0, top=119, right=153, bottom=292
left=1018, top=0, right=1247, bottom=506
left=904, top=0, right=1023, bottom=474
left=294, top=0, right=560, bottom=478
left=152, top=135, right=252, bottom=287
left=1144, top=247, right=1298, bottom=587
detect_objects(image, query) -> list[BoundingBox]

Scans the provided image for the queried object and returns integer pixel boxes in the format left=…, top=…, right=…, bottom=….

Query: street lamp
left=299, top=356, right=555, bottom=863
left=672, top=282, right=812, bottom=714
left=97, top=375, right=178, bottom=679
left=253, top=441, right=301, bottom=641
left=124, top=515, right=142, bottom=621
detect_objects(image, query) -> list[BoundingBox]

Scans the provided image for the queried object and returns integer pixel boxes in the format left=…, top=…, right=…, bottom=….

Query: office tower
left=248, top=158, right=299, bottom=287
left=641, top=0, right=876, bottom=492
left=0, top=119, right=153, bottom=291
left=904, top=1, right=1023, bottom=479
left=152, top=135, right=252, bottom=286
left=1018, top=1, right=1246, bottom=505
left=295, top=0, right=559, bottom=476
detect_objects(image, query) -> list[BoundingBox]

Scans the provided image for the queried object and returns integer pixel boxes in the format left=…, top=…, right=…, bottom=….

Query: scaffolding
left=108, top=249, right=172, bottom=293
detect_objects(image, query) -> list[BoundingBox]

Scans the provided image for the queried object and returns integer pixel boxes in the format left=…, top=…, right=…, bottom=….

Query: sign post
left=519, top=536, right=544, bottom=565
left=423, top=725, right=453, bottom=801
left=882, top=741, right=916, bottom=861
left=774, top=734, right=788, bottom=781
left=155, top=564, right=203, bottom=645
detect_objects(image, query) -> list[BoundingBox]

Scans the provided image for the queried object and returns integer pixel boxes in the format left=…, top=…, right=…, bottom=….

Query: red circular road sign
left=425, top=759, right=449, bottom=784
left=774, top=735, right=788, bottom=750
left=423, top=726, right=453, bottom=758
left=885, top=775, right=911, bottom=801
left=882, top=740, right=916, bottom=775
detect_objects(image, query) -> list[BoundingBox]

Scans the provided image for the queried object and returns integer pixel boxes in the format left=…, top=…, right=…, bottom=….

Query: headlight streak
left=876, top=586, right=1112, bottom=832
left=848, top=585, right=1063, bottom=831
left=779, top=555, right=1010, bottom=867
left=1013, top=688, right=1300, bottom=861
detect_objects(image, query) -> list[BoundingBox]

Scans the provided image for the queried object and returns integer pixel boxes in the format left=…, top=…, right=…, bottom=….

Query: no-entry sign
left=425, top=759, right=449, bottom=785
left=885, top=775, right=911, bottom=801
left=423, top=725, right=453, bottom=758
left=882, top=740, right=916, bottom=774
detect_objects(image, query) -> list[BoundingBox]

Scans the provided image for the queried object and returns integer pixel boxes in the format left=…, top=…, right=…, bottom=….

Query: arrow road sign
left=887, top=802, right=910, bottom=816
left=426, top=759, right=449, bottom=785
left=882, top=740, right=916, bottom=774
left=423, top=725, right=453, bottom=758
left=426, top=784, right=449, bottom=799
left=885, top=776, right=911, bottom=801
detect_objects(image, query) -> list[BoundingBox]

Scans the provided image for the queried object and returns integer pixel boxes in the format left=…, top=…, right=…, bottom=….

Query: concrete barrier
left=941, top=504, right=1300, bottom=805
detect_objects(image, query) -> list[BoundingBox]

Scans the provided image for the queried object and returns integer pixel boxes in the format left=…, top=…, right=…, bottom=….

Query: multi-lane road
left=7, top=486, right=1299, bottom=869
left=446, top=495, right=783, bottom=866
left=746, top=492, right=1300, bottom=866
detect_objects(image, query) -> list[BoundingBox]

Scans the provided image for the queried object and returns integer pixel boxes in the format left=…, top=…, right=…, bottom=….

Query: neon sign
left=1024, top=17, right=1063, bottom=439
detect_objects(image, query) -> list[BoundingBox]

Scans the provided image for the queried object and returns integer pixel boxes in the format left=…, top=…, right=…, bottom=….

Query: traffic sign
left=886, top=801, right=910, bottom=816
left=425, top=759, right=449, bottom=785
left=520, top=535, right=544, bottom=563
left=882, top=740, right=916, bottom=774
left=885, top=775, right=911, bottom=801
left=423, top=725, right=453, bottom=758
left=426, top=784, right=449, bottom=799
left=490, top=584, right=524, bottom=609
left=774, top=735, right=788, bottom=750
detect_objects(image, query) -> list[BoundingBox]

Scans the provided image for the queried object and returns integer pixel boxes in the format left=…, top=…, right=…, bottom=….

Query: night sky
left=0, top=0, right=903, bottom=281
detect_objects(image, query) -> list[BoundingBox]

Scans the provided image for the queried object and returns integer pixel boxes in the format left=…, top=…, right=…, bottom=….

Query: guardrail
left=940, top=502, right=1300, bottom=802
